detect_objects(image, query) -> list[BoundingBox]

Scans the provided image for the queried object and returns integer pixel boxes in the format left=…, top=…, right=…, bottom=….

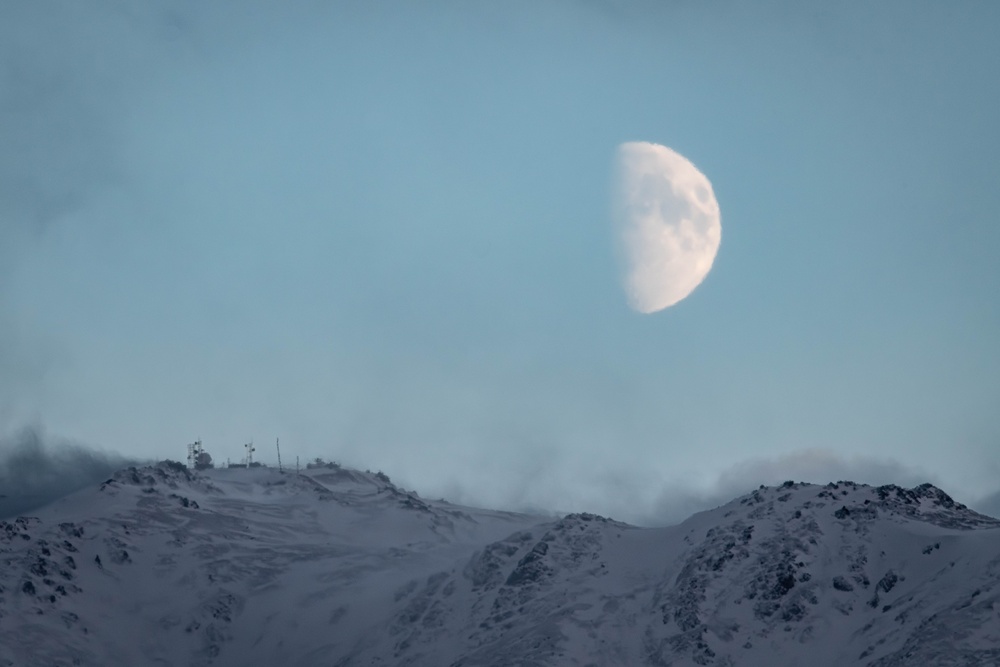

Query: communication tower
left=245, top=440, right=256, bottom=468
left=187, top=438, right=214, bottom=470
left=187, top=439, right=204, bottom=468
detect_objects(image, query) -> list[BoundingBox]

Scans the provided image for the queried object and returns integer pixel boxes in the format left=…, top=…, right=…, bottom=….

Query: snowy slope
left=0, top=463, right=541, bottom=667
left=1, top=465, right=999, bottom=666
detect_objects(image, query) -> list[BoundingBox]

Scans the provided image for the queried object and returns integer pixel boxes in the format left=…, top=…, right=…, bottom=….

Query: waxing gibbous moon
left=612, top=141, right=721, bottom=313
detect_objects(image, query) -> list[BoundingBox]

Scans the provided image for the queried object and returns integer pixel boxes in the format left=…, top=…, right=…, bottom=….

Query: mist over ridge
left=0, top=428, right=140, bottom=519
left=2, top=427, right=997, bottom=525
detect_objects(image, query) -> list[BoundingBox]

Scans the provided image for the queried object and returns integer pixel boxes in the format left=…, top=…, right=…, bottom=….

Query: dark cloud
left=0, top=427, right=140, bottom=519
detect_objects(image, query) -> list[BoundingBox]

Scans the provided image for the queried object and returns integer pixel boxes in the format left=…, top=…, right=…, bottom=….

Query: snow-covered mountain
left=1, top=462, right=998, bottom=666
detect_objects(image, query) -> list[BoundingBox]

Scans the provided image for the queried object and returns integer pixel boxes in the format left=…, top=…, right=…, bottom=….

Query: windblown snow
left=1, top=463, right=999, bottom=666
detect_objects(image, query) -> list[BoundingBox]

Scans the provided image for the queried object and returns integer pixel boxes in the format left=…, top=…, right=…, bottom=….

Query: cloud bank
left=0, top=428, right=140, bottom=519
left=625, top=448, right=933, bottom=526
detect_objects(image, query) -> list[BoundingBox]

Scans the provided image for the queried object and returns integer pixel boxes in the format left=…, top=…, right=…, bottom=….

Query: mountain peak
left=723, top=480, right=999, bottom=532
left=1, top=464, right=998, bottom=666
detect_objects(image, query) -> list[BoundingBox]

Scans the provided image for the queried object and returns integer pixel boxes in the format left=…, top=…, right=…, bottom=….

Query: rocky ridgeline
left=732, top=480, right=999, bottom=530
left=864, top=482, right=1000, bottom=529
left=2, top=468, right=999, bottom=666
left=645, top=481, right=1000, bottom=665
left=101, top=460, right=222, bottom=499
left=96, top=462, right=214, bottom=515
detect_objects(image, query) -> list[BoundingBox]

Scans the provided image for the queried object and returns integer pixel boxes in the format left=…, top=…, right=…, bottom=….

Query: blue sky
left=2, top=1, right=999, bottom=522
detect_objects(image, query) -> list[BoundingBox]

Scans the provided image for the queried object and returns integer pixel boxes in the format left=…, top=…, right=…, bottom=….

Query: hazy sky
left=3, top=1, right=999, bottom=523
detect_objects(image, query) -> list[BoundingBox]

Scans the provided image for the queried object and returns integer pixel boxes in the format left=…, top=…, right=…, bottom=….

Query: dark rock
left=833, top=576, right=854, bottom=592
left=505, top=541, right=551, bottom=586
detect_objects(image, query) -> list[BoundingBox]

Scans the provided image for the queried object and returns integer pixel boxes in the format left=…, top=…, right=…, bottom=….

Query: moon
left=612, top=141, right=721, bottom=313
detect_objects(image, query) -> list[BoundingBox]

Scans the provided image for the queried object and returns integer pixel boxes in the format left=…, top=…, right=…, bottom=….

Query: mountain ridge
left=1, top=462, right=998, bottom=666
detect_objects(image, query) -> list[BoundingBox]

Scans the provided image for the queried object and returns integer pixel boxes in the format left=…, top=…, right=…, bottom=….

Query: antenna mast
left=245, top=440, right=255, bottom=468
left=275, top=438, right=283, bottom=472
